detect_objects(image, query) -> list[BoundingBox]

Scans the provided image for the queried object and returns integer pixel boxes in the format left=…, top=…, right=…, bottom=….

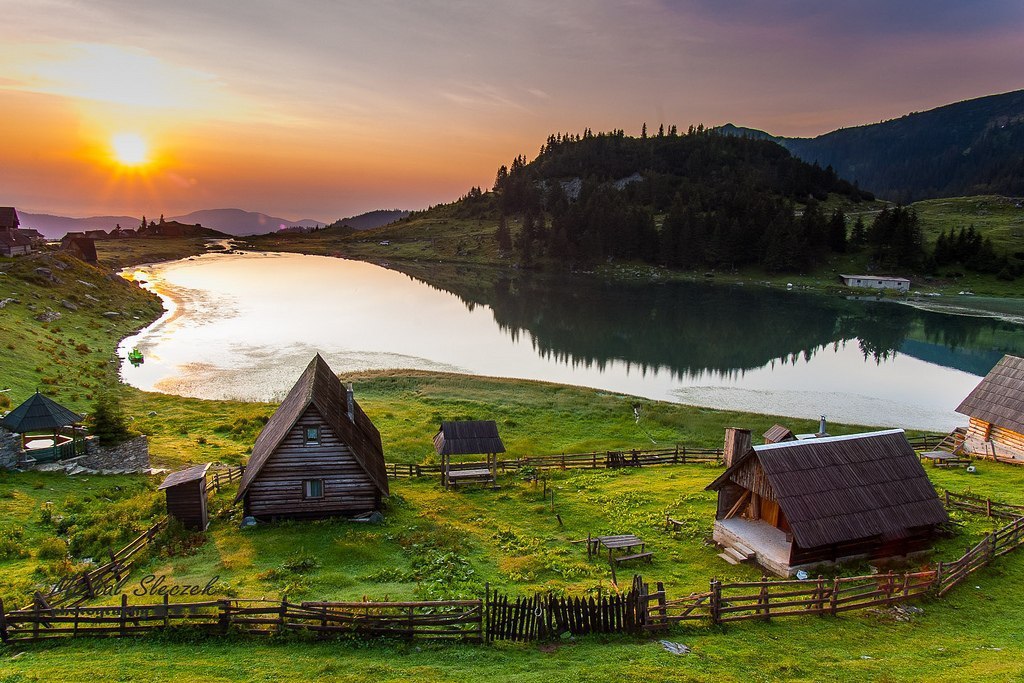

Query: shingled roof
left=235, top=355, right=387, bottom=502
left=159, top=463, right=211, bottom=490
left=707, top=429, right=948, bottom=549
left=0, top=392, right=83, bottom=433
left=956, top=354, right=1024, bottom=435
left=763, top=424, right=795, bottom=444
left=433, top=420, right=506, bottom=456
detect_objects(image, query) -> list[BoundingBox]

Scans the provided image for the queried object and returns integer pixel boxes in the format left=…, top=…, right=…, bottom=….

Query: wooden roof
left=0, top=207, right=18, bottom=230
left=63, top=237, right=97, bottom=263
left=763, top=424, right=795, bottom=443
left=0, top=392, right=83, bottom=433
left=433, top=420, right=506, bottom=455
left=956, top=355, right=1024, bottom=435
left=708, top=429, right=948, bottom=549
left=235, top=355, right=388, bottom=502
left=159, top=463, right=211, bottom=490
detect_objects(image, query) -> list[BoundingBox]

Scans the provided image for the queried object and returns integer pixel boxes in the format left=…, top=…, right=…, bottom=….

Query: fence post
left=278, top=595, right=287, bottom=635
left=710, top=578, right=721, bottom=626
left=759, top=575, right=770, bottom=621
left=219, top=599, right=231, bottom=634
left=120, top=593, right=128, bottom=637
left=816, top=576, right=825, bottom=616
left=830, top=577, right=840, bottom=616
left=163, top=594, right=170, bottom=629
left=987, top=498, right=993, bottom=517
left=934, top=563, right=944, bottom=596
left=0, top=597, right=7, bottom=643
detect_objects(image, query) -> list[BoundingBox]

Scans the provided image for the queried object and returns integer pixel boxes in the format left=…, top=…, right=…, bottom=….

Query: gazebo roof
left=0, top=392, right=83, bottom=433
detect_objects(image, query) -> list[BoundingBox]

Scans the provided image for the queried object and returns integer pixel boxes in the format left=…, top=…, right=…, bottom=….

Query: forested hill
left=721, top=90, right=1024, bottom=203
left=471, top=127, right=871, bottom=272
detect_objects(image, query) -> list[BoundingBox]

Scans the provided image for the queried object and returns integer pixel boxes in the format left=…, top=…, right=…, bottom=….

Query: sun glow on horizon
left=111, top=132, right=149, bottom=166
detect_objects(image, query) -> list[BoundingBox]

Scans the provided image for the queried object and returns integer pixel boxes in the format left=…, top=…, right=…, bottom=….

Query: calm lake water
left=118, top=251, right=1024, bottom=431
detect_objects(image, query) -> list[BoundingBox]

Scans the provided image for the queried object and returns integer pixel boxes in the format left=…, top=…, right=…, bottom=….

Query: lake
left=118, top=251, right=1024, bottom=431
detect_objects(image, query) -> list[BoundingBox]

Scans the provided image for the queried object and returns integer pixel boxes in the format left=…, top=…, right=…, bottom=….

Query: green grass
left=0, top=251, right=163, bottom=411
left=93, top=237, right=215, bottom=271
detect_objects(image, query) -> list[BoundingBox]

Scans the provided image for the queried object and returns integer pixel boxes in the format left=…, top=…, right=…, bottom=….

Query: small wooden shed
left=762, top=424, right=795, bottom=445
left=235, top=355, right=388, bottom=520
left=707, top=429, right=949, bottom=576
left=955, top=354, right=1024, bottom=463
left=434, top=420, right=505, bottom=489
left=158, top=463, right=211, bottom=531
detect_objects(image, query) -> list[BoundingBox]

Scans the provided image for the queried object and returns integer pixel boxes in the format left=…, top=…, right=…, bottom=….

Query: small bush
left=283, top=551, right=319, bottom=574
left=0, top=528, right=29, bottom=560
left=37, top=536, right=69, bottom=560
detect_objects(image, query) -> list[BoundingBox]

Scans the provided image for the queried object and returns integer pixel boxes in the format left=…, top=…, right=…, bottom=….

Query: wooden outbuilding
left=762, top=424, right=795, bottom=444
left=707, top=428, right=948, bottom=576
left=61, top=236, right=98, bottom=264
left=159, top=463, right=211, bottom=530
left=434, top=420, right=505, bottom=489
left=955, top=354, right=1024, bottom=463
left=234, top=355, right=388, bottom=520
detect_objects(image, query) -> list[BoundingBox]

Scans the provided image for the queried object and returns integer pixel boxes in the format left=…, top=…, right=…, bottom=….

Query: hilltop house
left=235, top=355, right=388, bottom=520
left=955, top=354, right=1024, bottom=463
left=0, top=207, right=32, bottom=257
left=706, top=428, right=948, bottom=576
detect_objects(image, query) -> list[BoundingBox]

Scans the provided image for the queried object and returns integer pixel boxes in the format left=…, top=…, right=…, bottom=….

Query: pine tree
left=827, top=209, right=847, bottom=253
left=850, top=216, right=866, bottom=246
left=495, top=215, right=512, bottom=253
left=91, top=390, right=131, bottom=447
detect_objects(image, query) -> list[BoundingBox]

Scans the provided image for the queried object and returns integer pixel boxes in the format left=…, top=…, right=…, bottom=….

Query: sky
left=2, top=0, right=1022, bottom=221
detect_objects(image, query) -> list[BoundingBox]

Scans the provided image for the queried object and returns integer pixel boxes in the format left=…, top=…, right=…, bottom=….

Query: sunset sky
left=3, top=1, right=1022, bottom=221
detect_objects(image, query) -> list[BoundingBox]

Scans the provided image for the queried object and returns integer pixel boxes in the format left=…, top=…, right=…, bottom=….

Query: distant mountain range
left=19, top=208, right=330, bottom=239
left=718, top=89, right=1024, bottom=203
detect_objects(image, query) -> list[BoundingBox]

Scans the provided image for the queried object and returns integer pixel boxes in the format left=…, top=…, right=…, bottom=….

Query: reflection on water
left=119, top=252, right=1024, bottom=431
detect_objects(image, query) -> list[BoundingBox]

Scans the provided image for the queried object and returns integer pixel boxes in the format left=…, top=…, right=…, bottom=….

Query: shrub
left=283, top=551, right=320, bottom=574
left=37, top=536, right=69, bottom=560
left=0, top=528, right=29, bottom=560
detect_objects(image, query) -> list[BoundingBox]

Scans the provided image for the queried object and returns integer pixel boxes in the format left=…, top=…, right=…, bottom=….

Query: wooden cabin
left=706, top=428, right=948, bottom=576
left=159, top=463, right=211, bottom=531
left=0, top=207, right=32, bottom=257
left=955, top=354, right=1024, bottom=463
left=61, top=236, right=98, bottom=264
left=235, top=355, right=388, bottom=520
left=434, top=420, right=505, bottom=489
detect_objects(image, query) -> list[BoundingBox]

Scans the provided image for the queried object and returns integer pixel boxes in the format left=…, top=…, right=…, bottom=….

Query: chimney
left=818, top=415, right=827, bottom=437
left=723, top=428, right=752, bottom=468
left=346, top=382, right=354, bottom=422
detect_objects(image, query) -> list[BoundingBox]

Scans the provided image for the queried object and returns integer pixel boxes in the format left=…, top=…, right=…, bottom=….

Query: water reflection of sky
left=121, top=252, right=985, bottom=431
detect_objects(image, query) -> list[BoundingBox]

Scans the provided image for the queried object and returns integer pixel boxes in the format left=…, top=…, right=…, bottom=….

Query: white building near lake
left=839, top=274, right=910, bottom=292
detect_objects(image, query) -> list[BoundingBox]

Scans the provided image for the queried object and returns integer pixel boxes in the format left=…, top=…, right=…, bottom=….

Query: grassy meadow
left=4, top=242, right=1024, bottom=681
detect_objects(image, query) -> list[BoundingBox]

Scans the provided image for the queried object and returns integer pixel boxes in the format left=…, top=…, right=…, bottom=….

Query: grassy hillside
left=94, top=237, right=216, bottom=270
left=0, top=251, right=163, bottom=411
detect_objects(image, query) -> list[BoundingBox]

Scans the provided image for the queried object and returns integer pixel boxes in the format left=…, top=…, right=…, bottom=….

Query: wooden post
left=73, top=605, right=80, bottom=637
left=120, top=593, right=128, bottom=637
left=986, top=497, right=993, bottom=517
left=0, top=597, right=8, bottom=643
left=163, top=594, right=170, bottom=629
left=759, top=575, right=770, bottom=621
left=219, top=599, right=230, bottom=634
left=816, top=576, right=825, bottom=615
left=278, top=594, right=287, bottom=635
left=710, top=578, right=721, bottom=626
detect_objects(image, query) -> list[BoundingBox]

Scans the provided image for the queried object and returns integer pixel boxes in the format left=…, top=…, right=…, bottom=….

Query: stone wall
left=78, top=435, right=151, bottom=473
left=0, top=429, right=21, bottom=469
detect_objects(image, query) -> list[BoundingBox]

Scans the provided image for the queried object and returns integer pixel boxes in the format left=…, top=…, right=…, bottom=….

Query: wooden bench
left=445, top=468, right=496, bottom=489
left=611, top=551, right=653, bottom=565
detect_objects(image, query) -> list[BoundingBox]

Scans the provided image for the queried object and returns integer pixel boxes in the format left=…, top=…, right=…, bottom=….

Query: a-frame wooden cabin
left=235, top=355, right=388, bottom=520
left=955, top=354, right=1024, bottom=463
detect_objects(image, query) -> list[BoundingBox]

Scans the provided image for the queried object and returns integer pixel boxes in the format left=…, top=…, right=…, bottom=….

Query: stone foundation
left=78, top=435, right=151, bottom=473
left=0, top=430, right=21, bottom=469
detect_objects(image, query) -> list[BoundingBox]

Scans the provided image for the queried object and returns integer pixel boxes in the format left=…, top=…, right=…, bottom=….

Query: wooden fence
left=385, top=445, right=723, bottom=480
left=944, top=490, right=1024, bottom=520
left=208, top=465, right=245, bottom=493
left=24, top=518, right=167, bottom=611
left=484, top=576, right=653, bottom=642
left=935, top=515, right=1024, bottom=596
left=0, top=596, right=482, bottom=643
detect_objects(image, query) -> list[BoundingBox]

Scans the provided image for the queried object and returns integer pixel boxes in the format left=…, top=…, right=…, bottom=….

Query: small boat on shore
left=128, top=348, right=145, bottom=365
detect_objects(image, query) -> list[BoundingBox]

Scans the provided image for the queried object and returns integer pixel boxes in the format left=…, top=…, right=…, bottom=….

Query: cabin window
left=305, top=426, right=320, bottom=444
left=304, top=479, right=324, bottom=499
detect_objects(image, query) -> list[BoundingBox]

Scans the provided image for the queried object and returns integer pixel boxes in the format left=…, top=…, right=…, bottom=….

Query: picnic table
left=588, top=534, right=647, bottom=562
left=920, top=450, right=971, bottom=467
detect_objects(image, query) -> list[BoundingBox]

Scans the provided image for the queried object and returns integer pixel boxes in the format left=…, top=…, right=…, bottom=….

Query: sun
left=111, top=132, right=149, bottom=166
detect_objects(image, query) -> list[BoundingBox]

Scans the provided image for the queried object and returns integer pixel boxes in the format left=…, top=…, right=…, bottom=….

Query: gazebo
left=434, top=420, right=506, bottom=490
left=0, top=392, right=85, bottom=463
